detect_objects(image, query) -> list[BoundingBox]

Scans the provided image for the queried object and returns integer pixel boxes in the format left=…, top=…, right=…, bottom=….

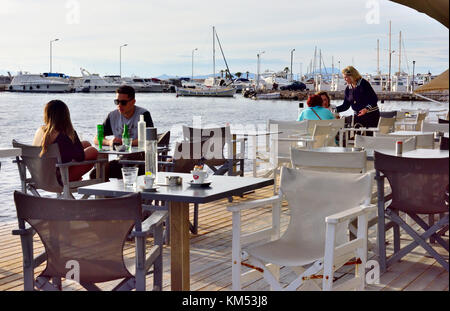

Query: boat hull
left=176, top=87, right=236, bottom=97
left=8, top=84, right=70, bottom=93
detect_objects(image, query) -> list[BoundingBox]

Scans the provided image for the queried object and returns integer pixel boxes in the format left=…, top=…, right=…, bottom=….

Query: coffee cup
left=191, top=170, right=209, bottom=184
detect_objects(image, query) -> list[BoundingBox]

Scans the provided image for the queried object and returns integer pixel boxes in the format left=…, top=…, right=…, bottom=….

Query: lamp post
left=191, top=48, right=198, bottom=81
left=412, top=60, right=416, bottom=92
left=50, top=38, right=59, bottom=73
left=290, top=49, right=295, bottom=82
left=256, top=51, right=265, bottom=91
left=119, top=44, right=128, bottom=77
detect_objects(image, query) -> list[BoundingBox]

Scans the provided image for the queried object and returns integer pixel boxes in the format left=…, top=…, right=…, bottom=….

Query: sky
left=0, top=0, right=448, bottom=78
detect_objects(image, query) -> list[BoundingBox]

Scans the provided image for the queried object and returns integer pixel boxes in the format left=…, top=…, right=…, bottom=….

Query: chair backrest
left=415, top=113, right=427, bottom=131
left=421, top=122, right=449, bottom=133
left=311, top=125, right=338, bottom=148
left=355, top=135, right=416, bottom=152
left=377, top=117, right=396, bottom=134
left=379, top=111, right=397, bottom=118
left=171, top=141, right=212, bottom=172
left=438, top=118, right=449, bottom=124
left=157, top=131, right=171, bottom=147
left=14, top=191, right=142, bottom=283
left=379, top=132, right=434, bottom=149
left=182, top=125, right=230, bottom=160
left=291, top=148, right=366, bottom=173
left=374, top=151, right=449, bottom=214
left=12, top=139, right=64, bottom=193
left=306, top=119, right=345, bottom=135
left=266, top=119, right=308, bottom=157
left=278, top=167, right=372, bottom=248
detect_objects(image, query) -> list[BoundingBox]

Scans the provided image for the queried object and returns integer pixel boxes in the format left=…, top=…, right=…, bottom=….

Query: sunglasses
left=114, top=99, right=130, bottom=106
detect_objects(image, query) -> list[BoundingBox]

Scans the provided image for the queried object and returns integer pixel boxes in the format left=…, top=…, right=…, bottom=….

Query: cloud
left=0, top=0, right=447, bottom=76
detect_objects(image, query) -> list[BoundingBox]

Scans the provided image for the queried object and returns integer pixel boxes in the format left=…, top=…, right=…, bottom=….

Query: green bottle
left=122, top=124, right=131, bottom=151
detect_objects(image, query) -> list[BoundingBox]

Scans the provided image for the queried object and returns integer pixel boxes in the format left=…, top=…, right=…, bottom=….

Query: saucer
left=139, top=185, right=159, bottom=192
left=187, top=180, right=212, bottom=187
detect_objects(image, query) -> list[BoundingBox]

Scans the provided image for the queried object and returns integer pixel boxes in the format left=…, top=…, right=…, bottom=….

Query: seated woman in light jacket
left=297, top=94, right=335, bottom=121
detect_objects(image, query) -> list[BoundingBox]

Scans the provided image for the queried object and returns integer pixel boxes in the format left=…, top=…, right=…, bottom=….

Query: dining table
left=78, top=171, right=274, bottom=291
left=0, top=148, right=22, bottom=171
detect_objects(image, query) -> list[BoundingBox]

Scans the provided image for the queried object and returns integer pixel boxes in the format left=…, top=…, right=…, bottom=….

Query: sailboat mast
left=398, top=31, right=402, bottom=76
left=388, top=20, right=392, bottom=91
left=213, top=26, right=216, bottom=85
left=377, top=39, right=380, bottom=75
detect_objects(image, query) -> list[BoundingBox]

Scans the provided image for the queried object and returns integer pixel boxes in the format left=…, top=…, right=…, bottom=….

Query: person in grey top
left=92, top=85, right=154, bottom=180
left=94, top=85, right=154, bottom=147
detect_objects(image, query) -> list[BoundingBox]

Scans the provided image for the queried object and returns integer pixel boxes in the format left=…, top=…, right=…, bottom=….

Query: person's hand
left=110, top=137, right=122, bottom=146
left=357, top=108, right=368, bottom=116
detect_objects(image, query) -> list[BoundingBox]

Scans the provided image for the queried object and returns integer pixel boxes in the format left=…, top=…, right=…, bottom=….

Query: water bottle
left=138, top=114, right=146, bottom=149
left=145, top=127, right=158, bottom=181
left=97, top=124, right=104, bottom=150
left=122, top=124, right=131, bottom=151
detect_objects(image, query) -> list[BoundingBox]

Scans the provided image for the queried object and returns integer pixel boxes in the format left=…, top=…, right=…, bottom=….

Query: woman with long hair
left=32, top=100, right=98, bottom=182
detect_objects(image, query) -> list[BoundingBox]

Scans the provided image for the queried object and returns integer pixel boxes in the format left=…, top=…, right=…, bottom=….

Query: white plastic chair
left=421, top=122, right=449, bottom=133
left=395, top=112, right=426, bottom=131
left=375, top=132, right=434, bottom=149
left=355, top=135, right=417, bottom=153
left=227, top=167, right=375, bottom=291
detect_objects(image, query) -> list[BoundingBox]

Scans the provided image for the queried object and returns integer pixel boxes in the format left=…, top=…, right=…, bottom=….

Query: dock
left=246, top=90, right=448, bottom=102
left=0, top=181, right=447, bottom=291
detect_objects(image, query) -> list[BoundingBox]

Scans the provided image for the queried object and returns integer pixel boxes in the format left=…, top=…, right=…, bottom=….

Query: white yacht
left=73, top=68, right=120, bottom=93
left=104, top=75, right=164, bottom=92
left=8, top=72, right=70, bottom=93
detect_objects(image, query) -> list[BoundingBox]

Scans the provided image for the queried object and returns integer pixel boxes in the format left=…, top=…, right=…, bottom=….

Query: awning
left=414, top=70, right=449, bottom=93
left=389, top=0, right=449, bottom=28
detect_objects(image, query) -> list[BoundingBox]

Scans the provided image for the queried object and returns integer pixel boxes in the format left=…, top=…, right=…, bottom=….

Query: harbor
left=0, top=0, right=448, bottom=296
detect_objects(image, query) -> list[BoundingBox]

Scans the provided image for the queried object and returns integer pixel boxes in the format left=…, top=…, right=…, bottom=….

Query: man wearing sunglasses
left=92, top=85, right=154, bottom=179
left=94, top=85, right=154, bottom=147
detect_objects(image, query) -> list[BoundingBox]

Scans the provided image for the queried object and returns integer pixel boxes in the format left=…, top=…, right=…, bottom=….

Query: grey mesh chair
left=12, top=139, right=107, bottom=199
left=12, top=191, right=167, bottom=291
left=374, top=151, right=449, bottom=273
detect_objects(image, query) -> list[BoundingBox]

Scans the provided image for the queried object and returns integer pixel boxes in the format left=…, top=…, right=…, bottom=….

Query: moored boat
left=8, top=72, right=70, bottom=93
left=176, top=86, right=236, bottom=97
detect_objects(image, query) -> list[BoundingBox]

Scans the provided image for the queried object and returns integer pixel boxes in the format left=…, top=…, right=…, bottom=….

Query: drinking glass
left=97, top=124, right=104, bottom=150
left=121, top=167, right=138, bottom=188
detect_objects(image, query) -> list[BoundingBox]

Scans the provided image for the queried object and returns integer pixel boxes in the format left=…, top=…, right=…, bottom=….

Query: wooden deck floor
left=0, top=183, right=448, bottom=291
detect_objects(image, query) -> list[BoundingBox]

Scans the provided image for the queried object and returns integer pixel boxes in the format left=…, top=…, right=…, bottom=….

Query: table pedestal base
left=170, top=201, right=190, bottom=291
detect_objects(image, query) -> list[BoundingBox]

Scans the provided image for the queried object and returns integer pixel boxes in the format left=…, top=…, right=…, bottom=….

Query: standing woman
left=336, top=66, right=380, bottom=131
left=32, top=100, right=98, bottom=182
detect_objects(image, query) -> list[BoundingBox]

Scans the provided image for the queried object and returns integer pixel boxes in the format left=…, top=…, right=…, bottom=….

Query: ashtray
left=187, top=180, right=212, bottom=188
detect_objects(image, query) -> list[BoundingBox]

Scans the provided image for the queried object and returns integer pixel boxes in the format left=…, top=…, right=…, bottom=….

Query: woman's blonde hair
left=40, top=100, right=75, bottom=157
left=342, top=66, right=362, bottom=82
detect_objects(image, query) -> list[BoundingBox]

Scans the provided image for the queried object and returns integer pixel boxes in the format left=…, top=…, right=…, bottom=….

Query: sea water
left=0, top=92, right=447, bottom=222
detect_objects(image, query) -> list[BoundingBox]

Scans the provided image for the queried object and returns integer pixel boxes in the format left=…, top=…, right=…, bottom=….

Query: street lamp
left=290, top=49, right=295, bottom=82
left=192, top=48, right=198, bottom=81
left=256, top=51, right=265, bottom=91
left=412, top=60, right=416, bottom=92
left=50, top=38, right=59, bottom=73
left=119, top=44, right=128, bottom=77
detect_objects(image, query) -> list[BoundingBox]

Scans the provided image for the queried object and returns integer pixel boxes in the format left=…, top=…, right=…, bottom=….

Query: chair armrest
left=271, top=137, right=314, bottom=142
left=56, top=158, right=108, bottom=168
left=230, top=137, right=247, bottom=143
left=12, top=226, right=34, bottom=236
left=131, top=210, right=168, bottom=237
left=119, top=160, right=144, bottom=165
left=325, top=204, right=377, bottom=224
left=227, top=194, right=282, bottom=212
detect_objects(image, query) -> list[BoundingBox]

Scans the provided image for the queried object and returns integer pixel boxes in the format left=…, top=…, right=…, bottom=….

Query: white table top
left=0, top=148, right=21, bottom=158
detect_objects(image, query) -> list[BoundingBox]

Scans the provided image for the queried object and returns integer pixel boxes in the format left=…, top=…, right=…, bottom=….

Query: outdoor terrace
left=0, top=181, right=448, bottom=291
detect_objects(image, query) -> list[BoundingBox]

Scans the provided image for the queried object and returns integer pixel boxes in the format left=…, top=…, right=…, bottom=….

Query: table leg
left=170, top=201, right=190, bottom=291
left=251, top=136, right=257, bottom=177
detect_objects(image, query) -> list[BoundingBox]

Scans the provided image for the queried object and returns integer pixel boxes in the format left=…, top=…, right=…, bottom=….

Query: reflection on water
left=0, top=92, right=447, bottom=222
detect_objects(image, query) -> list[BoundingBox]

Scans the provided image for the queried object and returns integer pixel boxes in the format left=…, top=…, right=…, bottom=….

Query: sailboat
left=176, top=26, right=236, bottom=97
